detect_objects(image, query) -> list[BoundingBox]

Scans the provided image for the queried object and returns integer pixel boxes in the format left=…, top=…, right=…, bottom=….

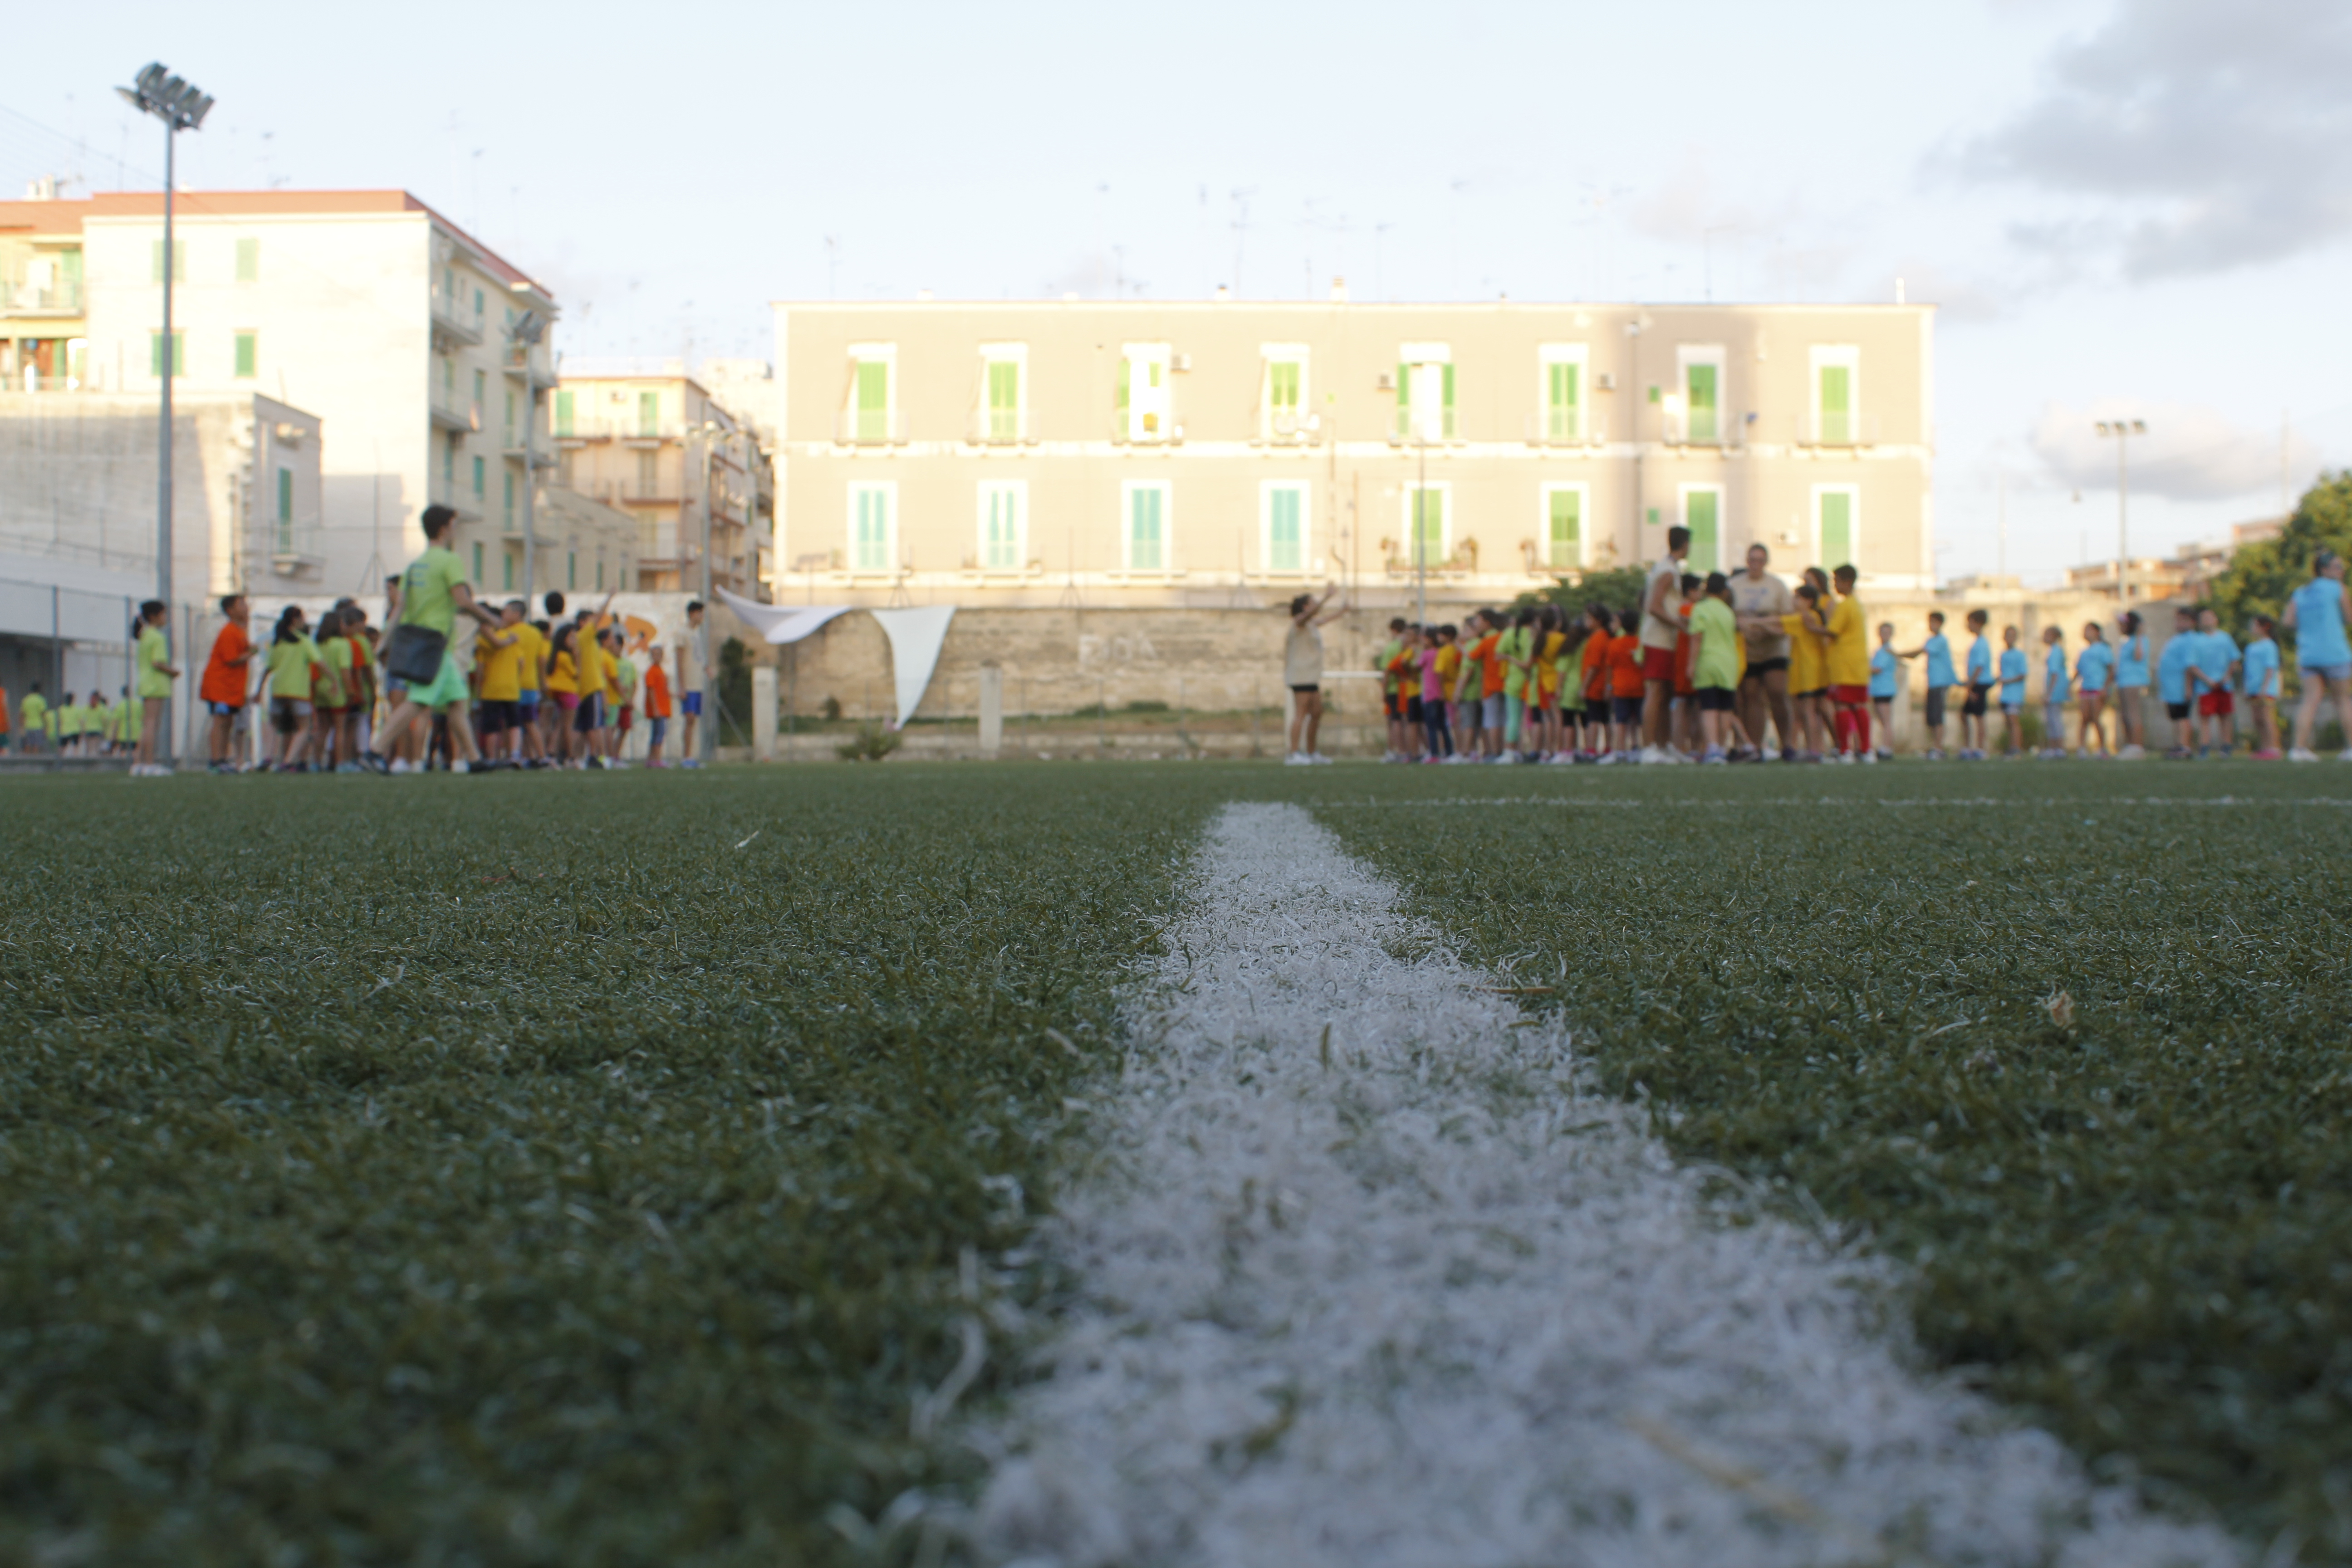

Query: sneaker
left=2288, top=747, right=2319, bottom=762
left=2339, top=748, right=2352, bottom=762
left=2253, top=749, right=2283, bottom=760
left=1700, top=746, right=1727, bottom=764
left=2117, top=743, right=2145, bottom=760
left=1860, top=751, right=1878, bottom=764
left=1284, top=751, right=1306, bottom=766
left=388, top=758, right=413, bottom=774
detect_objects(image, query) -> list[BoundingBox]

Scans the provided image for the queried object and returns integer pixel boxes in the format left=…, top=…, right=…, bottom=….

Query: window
left=1119, top=345, right=1171, bottom=440
left=555, top=390, right=575, bottom=436
left=1123, top=481, right=1169, bottom=571
left=474, top=369, right=487, bottom=410
left=1539, top=345, right=1586, bottom=441
left=233, top=332, right=257, bottom=379
left=1403, top=484, right=1449, bottom=568
left=848, top=346, right=896, bottom=441
left=1541, top=483, right=1588, bottom=569
left=503, top=470, right=515, bottom=529
left=1261, top=482, right=1308, bottom=573
left=1680, top=484, right=1723, bottom=573
left=474, top=287, right=485, bottom=318
left=1812, top=346, right=1860, bottom=445
left=276, top=467, right=294, bottom=555
left=981, top=347, right=1024, bottom=441
left=503, top=550, right=514, bottom=592
left=1677, top=346, right=1725, bottom=444
left=978, top=481, right=1026, bottom=570
left=149, top=332, right=184, bottom=376
left=568, top=551, right=577, bottom=590
left=504, top=390, right=516, bottom=445
left=635, top=450, right=658, bottom=496
left=849, top=483, right=897, bottom=572
left=444, top=435, right=456, bottom=486
left=235, top=238, right=259, bottom=283
left=1262, top=347, right=1308, bottom=438
left=151, top=240, right=186, bottom=284
left=472, top=455, right=485, bottom=498
left=1396, top=343, right=1454, bottom=441
left=1814, top=485, right=1859, bottom=572
left=596, top=559, right=604, bottom=590
left=637, top=390, right=660, bottom=437
left=473, top=541, right=484, bottom=584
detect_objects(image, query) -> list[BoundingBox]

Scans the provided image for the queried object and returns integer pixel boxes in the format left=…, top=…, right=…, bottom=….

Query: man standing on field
left=1731, top=543, right=1797, bottom=760
left=1640, top=526, right=1690, bottom=763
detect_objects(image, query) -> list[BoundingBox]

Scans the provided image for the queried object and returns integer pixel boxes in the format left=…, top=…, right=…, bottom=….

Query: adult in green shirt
left=364, top=504, right=501, bottom=774
left=1688, top=572, right=1741, bottom=764
left=132, top=599, right=180, bottom=776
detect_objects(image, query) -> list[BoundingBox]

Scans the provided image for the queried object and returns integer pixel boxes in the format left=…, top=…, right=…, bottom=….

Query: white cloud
left=1961, top=0, right=2352, bottom=279
left=2029, top=399, right=2318, bottom=501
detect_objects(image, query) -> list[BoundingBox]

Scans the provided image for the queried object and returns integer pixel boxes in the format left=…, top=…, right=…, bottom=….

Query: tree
left=2205, top=471, right=2352, bottom=684
left=1513, top=564, right=1651, bottom=624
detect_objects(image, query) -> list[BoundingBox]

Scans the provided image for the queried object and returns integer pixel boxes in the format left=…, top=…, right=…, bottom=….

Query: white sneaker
left=2339, top=748, right=2352, bottom=762
left=388, top=758, right=412, bottom=774
left=1637, top=745, right=1664, bottom=765
left=1861, top=751, right=1878, bottom=764
left=1309, top=752, right=1333, bottom=764
left=2288, top=747, right=2318, bottom=762
left=2118, top=743, right=2145, bottom=760
left=1701, top=746, right=1727, bottom=764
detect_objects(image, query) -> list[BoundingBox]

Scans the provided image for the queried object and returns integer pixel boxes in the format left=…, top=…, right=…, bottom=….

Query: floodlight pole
left=698, top=421, right=719, bottom=764
left=2096, top=418, right=2147, bottom=604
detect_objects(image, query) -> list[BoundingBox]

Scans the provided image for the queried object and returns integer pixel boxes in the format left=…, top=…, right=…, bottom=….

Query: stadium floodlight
left=117, top=61, right=214, bottom=766
left=2094, top=418, right=2149, bottom=602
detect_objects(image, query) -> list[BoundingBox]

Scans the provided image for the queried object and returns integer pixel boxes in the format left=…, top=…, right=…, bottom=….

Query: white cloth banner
left=714, top=587, right=852, bottom=646
left=870, top=606, right=957, bottom=730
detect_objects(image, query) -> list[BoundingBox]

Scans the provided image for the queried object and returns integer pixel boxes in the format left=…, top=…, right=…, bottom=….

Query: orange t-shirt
left=1581, top=631, right=1612, bottom=700
left=643, top=662, right=673, bottom=719
left=1608, top=633, right=1645, bottom=699
left=200, top=622, right=252, bottom=706
left=1674, top=603, right=1697, bottom=695
left=1470, top=633, right=1508, bottom=698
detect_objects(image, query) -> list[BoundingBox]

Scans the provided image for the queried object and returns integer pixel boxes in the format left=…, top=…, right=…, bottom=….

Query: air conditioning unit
left=1171, top=353, right=1193, bottom=372
left=1376, top=372, right=1396, bottom=392
left=1596, top=372, right=1616, bottom=392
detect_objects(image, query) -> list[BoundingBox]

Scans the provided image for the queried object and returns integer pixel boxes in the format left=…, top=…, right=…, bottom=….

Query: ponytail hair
left=273, top=605, right=305, bottom=646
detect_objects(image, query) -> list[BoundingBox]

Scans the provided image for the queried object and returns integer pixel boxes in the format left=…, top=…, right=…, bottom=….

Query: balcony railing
left=502, top=344, right=557, bottom=388
left=836, top=409, right=909, bottom=444
left=0, top=279, right=84, bottom=314
left=430, top=290, right=484, bottom=346
left=554, top=417, right=686, bottom=443
left=1800, top=410, right=1882, bottom=447
left=1524, top=410, right=1604, bottom=446
left=1257, top=408, right=1320, bottom=445
left=968, top=407, right=1038, bottom=444
left=1389, top=406, right=1458, bottom=443
left=430, top=384, right=478, bottom=432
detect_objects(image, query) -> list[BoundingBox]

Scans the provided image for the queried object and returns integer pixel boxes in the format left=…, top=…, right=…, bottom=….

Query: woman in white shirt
left=1284, top=582, right=1347, bottom=764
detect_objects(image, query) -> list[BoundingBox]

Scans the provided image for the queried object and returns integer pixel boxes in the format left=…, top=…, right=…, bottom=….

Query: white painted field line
left=1355, top=794, right=2352, bottom=809
left=974, top=802, right=2238, bottom=1568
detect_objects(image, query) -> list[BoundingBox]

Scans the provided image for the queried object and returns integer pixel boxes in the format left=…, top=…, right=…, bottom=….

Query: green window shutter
left=568, top=551, right=577, bottom=590
left=1820, top=365, right=1852, bottom=445
left=235, top=238, right=259, bottom=283
left=276, top=467, right=293, bottom=554
left=473, top=455, right=485, bottom=497
left=504, top=470, right=515, bottom=526
left=985, top=490, right=1019, bottom=568
left=1269, top=488, right=1302, bottom=571
left=473, top=542, right=484, bottom=584
left=1549, top=490, right=1581, bottom=568
left=638, top=391, right=660, bottom=437
left=503, top=550, right=514, bottom=592
left=1441, top=364, right=1456, bottom=437
left=1686, top=491, right=1720, bottom=572
left=474, top=370, right=487, bottom=404
left=1269, top=361, right=1299, bottom=410
left=234, top=332, right=256, bottom=378
left=1412, top=489, right=1444, bottom=566
left=504, top=391, right=515, bottom=441
left=856, top=361, right=889, bottom=439
left=1687, top=364, right=1719, bottom=443
left=555, top=390, right=575, bottom=436
left=988, top=360, right=1019, bottom=438
left=1820, top=491, right=1854, bottom=568
left=855, top=490, right=890, bottom=571
left=1117, top=358, right=1130, bottom=416
left=1548, top=363, right=1580, bottom=439
left=1394, top=363, right=1410, bottom=438
left=1130, top=488, right=1164, bottom=571
left=62, top=248, right=83, bottom=294
left=596, top=560, right=604, bottom=590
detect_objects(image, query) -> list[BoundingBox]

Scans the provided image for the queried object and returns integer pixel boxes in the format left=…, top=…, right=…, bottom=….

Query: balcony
left=1388, top=406, right=1458, bottom=444
left=502, top=344, right=558, bottom=389
left=0, top=278, right=83, bottom=318
left=430, top=383, right=478, bottom=432
left=1524, top=410, right=1605, bottom=447
left=430, top=289, right=483, bottom=347
left=554, top=417, right=683, bottom=445
left=835, top=408, right=909, bottom=445
left=1112, top=410, right=1183, bottom=446
left=1797, top=410, right=1882, bottom=449
left=968, top=407, right=1039, bottom=445
left=1254, top=408, right=1321, bottom=446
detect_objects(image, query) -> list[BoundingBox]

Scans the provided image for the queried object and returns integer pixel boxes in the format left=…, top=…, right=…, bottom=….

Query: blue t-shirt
left=1998, top=647, right=2027, bottom=705
left=1965, top=635, right=1994, bottom=686
left=2241, top=636, right=2280, bottom=697
left=1869, top=645, right=1898, bottom=699
left=2114, top=633, right=2151, bottom=687
left=2291, top=577, right=2351, bottom=668
left=2155, top=632, right=2195, bottom=704
left=2191, top=629, right=2237, bottom=691
left=2076, top=642, right=2114, bottom=693
left=1923, top=632, right=1955, bottom=688
left=2044, top=645, right=2069, bottom=701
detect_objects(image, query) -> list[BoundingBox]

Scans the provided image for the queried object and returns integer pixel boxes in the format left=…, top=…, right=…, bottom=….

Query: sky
left=6, top=0, right=2347, bottom=586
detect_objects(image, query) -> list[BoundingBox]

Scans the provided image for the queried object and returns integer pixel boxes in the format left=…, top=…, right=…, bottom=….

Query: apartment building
left=554, top=361, right=771, bottom=596
left=770, top=295, right=1935, bottom=607
left=0, top=188, right=560, bottom=599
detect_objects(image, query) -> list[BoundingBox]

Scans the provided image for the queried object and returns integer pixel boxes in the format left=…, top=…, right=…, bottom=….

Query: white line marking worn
left=975, top=802, right=2237, bottom=1568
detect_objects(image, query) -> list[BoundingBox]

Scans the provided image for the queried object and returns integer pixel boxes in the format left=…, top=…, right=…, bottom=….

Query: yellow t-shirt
left=475, top=628, right=524, bottom=702
left=547, top=650, right=578, bottom=696
left=1782, top=612, right=1827, bottom=694
left=574, top=637, right=606, bottom=699
left=514, top=622, right=548, bottom=692
left=1824, top=595, right=1870, bottom=687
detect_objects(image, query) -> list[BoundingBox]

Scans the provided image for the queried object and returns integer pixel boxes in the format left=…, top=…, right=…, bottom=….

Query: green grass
left=1307, top=761, right=2352, bottom=1556
left=0, top=769, right=1217, bottom=1566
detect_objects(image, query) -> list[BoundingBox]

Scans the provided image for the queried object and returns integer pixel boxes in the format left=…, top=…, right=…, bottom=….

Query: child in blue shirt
left=2039, top=626, right=2070, bottom=759
left=1961, top=608, right=1994, bottom=760
left=1997, top=625, right=2028, bottom=756
left=2075, top=622, right=2114, bottom=758
left=1899, top=610, right=1956, bottom=759
left=2112, top=609, right=2151, bottom=757
left=1868, top=622, right=1899, bottom=761
left=2240, top=613, right=2281, bottom=757
left=2188, top=607, right=2239, bottom=756
left=2155, top=606, right=2198, bottom=757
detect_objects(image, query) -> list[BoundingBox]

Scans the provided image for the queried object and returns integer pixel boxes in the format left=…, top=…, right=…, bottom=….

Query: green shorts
left=410, top=648, right=470, bottom=709
left=1503, top=691, right=1525, bottom=742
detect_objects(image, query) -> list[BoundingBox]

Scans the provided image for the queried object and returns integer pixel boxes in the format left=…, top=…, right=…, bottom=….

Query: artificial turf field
left=2, top=761, right=2348, bottom=1564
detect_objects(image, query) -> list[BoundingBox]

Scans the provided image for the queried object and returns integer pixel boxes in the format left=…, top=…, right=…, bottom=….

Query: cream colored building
left=768, top=295, right=1935, bottom=608
left=0, top=188, right=560, bottom=600
left=554, top=361, right=771, bottom=596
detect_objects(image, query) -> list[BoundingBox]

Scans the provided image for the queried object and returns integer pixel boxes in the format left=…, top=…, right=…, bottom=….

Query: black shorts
left=1289, top=683, right=1320, bottom=696
left=1743, top=657, right=1789, bottom=678
left=1925, top=687, right=1947, bottom=727
left=1610, top=696, right=1642, bottom=725
left=1405, top=694, right=1424, bottom=724
left=1961, top=683, right=1991, bottom=719
left=574, top=692, right=604, bottom=733
left=478, top=698, right=521, bottom=735
left=1695, top=686, right=1736, bottom=712
left=2165, top=700, right=2191, bottom=721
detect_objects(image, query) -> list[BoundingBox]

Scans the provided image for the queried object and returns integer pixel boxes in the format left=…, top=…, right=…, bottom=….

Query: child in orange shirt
left=1607, top=619, right=1645, bottom=761
left=642, top=642, right=674, bottom=767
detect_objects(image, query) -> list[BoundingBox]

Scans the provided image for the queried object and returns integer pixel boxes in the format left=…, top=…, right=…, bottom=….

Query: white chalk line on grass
left=1351, top=793, right=2352, bottom=809
left=971, top=802, right=2239, bottom=1568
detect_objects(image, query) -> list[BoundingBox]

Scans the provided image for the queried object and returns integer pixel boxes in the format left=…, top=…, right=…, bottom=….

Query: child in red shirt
left=642, top=644, right=674, bottom=767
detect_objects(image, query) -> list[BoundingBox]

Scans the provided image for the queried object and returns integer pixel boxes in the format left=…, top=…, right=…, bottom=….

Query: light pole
left=691, top=419, right=727, bottom=763
left=117, top=62, right=212, bottom=761
left=2094, top=418, right=2147, bottom=603
left=507, top=309, right=546, bottom=599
